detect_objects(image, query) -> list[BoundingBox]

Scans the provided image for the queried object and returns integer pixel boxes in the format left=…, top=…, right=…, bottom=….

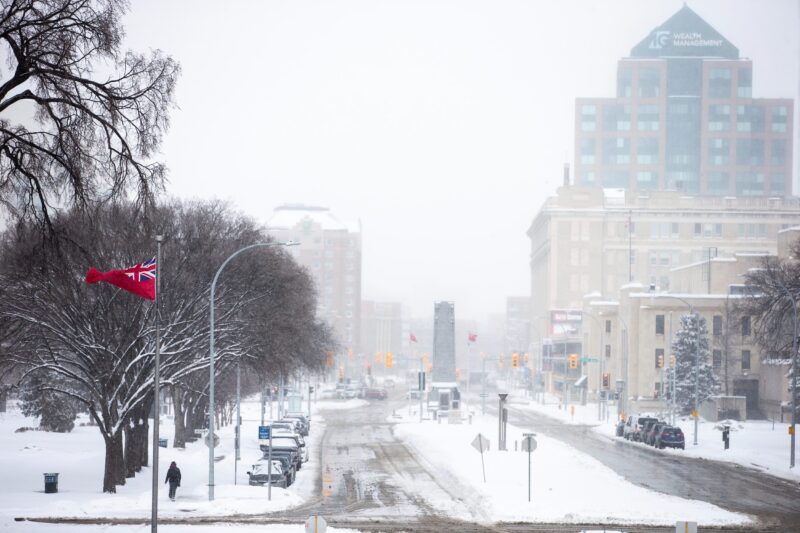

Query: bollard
left=515, top=440, right=518, bottom=451
left=43, top=473, right=59, bottom=494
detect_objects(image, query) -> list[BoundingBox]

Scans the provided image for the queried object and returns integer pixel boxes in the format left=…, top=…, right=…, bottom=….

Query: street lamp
left=651, top=292, right=700, bottom=446
left=207, top=240, right=298, bottom=501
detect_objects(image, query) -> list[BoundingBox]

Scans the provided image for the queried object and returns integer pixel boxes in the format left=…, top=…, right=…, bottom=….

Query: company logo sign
left=649, top=29, right=723, bottom=50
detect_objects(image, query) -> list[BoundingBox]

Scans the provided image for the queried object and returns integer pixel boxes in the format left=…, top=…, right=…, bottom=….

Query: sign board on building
left=630, top=6, right=738, bottom=59
left=550, top=310, right=582, bottom=336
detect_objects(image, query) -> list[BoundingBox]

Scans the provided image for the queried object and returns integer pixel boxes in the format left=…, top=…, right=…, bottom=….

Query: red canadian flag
left=410, top=333, right=418, bottom=343
left=468, top=333, right=477, bottom=343
left=86, top=257, right=157, bottom=301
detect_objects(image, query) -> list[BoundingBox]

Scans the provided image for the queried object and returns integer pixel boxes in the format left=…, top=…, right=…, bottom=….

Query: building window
left=656, top=314, right=665, bottom=335
left=603, top=138, right=630, bottom=165
left=736, top=171, right=765, bottom=196
left=636, top=137, right=659, bottom=165
left=655, top=348, right=665, bottom=369
left=771, top=174, right=785, bottom=194
left=741, top=316, right=751, bottom=337
left=737, top=105, right=765, bottom=133
left=741, top=349, right=751, bottom=370
left=637, top=104, right=659, bottom=131
left=605, top=320, right=611, bottom=333
left=639, top=68, right=660, bottom=98
left=772, top=106, right=788, bottom=133
left=580, top=138, right=596, bottom=165
left=617, top=69, right=632, bottom=98
left=708, top=138, right=729, bottom=166
left=708, top=104, right=730, bottom=131
left=713, top=315, right=722, bottom=336
left=707, top=172, right=729, bottom=195
left=771, top=139, right=787, bottom=166
left=709, top=68, right=731, bottom=98
left=694, top=223, right=723, bottom=238
left=636, top=171, right=658, bottom=190
left=737, top=68, right=752, bottom=98
left=604, top=104, right=631, bottom=131
left=605, top=344, right=611, bottom=358
left=737, top=223, right=768, bottom=239
left=713, top=349, right=722, bottom=368
left=581, top=105, right=597, bottom=132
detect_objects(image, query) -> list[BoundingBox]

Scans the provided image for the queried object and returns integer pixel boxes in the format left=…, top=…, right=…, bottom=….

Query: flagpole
left=151, top=235, right=163, bottom=533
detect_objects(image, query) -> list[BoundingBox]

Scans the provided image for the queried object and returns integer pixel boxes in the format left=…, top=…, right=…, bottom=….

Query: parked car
left=364, top=388, right=387, bottom=400
left=654, top=425, right=686, bottom=449
left=283, top=414, right=310, bottom=436
left=273, top=430, right=309, bottom=462
left=265, top=451, right=297, bottom=485
left=247, top=459, right=288, bottom=488
left=260, top=436, right=302, bottom=471
left=623, top=415, right=659, bottom=441
left=645, top=422, right=668, bottom=446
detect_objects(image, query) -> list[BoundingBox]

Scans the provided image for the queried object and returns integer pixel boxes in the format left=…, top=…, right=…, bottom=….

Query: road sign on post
left=471, top=433, right=490, bottom=482
left=522, top=432, right=537, bottom=502
left=258, top=425, right=271, bottom=440
left=305, top=515, right=328, bottom=533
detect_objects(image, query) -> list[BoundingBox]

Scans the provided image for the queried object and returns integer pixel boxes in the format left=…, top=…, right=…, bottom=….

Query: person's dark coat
left=165, top=464, right=181, bottom=486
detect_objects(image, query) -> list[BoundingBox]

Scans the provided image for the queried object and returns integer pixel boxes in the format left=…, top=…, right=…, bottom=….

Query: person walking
left=165, top=461, right=181, bottom=501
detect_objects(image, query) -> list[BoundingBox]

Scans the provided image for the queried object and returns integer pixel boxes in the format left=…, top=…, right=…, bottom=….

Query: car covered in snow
left=364, top=388, right=387, bottom=400
left=247, top=459, right=289, bottom=488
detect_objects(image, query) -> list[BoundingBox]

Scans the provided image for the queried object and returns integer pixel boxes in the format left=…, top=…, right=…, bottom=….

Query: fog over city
left=121, top=0, right=799, bottom=321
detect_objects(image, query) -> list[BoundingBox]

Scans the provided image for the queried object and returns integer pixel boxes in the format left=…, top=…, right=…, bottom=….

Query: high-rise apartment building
left=574, top=5, right=793, bottom=196
left=266, top=205, right=362, bottom=353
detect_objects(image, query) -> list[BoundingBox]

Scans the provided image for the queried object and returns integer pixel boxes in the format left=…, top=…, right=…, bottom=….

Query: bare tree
left=0, top=0, right=179, bottom=229
left=0, top=199, right=331, bottom=491
left=737, top=239, right=800, bottom=420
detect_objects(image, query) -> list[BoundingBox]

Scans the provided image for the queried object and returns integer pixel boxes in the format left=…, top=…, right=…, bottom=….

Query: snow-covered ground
left=512, top=392, right=800, bottom=481
left=4, top=522, right=359, bottom=533
left=0, top=395, right=362, bottom=522
left=391, top=405, right=750, bottom=526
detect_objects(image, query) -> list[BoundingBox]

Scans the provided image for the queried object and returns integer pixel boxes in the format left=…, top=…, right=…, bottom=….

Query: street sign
left=472, top=433, right=489, bottom=483
left=204, top=432, right=219, bottom=449
left=305, top=515, right=327, bottom=533
left=521, top=436, right=537, bottom=452
left=471, top=433, right=490, bottom=453
left=675, top=521, right=697, bottom=533
left=615, top=379, right=625, bottom=393
left=581, top=357, right=599, bottom=363
left=259, top=425, right=271, bottom=440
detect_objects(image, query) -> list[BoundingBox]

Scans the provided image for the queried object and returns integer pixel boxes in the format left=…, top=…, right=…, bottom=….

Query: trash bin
left=43, top=473, right=59, bottom=493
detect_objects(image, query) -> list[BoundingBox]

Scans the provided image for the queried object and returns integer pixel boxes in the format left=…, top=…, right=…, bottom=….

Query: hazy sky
left=122, top=0, right=798, bottom=321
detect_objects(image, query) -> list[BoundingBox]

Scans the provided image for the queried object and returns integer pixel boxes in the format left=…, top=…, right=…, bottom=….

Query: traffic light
left=325, top=351, right=334, bottom=368
left=366, top=363, right=372, bottom=375
left=657, top=353, right=665, bottom=368
left=524, top=352, right=530, bottom=364
left=569, top=353, right=578, bottom=369
left=375, top=352, right=382, bottom=364
left=511, top=352, right=519, bottom=368
left=385, top=351, right=393, bottom=368
left=455, top=367, right=461, bottom=379
left=348, top=348, right=354, bottom=361
left=338, top=366, right=345, bottom=379
left=602, top=373, right=610, bottom=388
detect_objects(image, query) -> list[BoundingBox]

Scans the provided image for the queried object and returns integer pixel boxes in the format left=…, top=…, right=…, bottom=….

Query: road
left=496, top=402, right=800, bottom=530
left=22, top=393, right=800, bottom=532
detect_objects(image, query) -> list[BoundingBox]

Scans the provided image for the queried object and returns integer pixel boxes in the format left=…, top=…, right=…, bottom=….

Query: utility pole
left=234, top=360, right=241, bottom=484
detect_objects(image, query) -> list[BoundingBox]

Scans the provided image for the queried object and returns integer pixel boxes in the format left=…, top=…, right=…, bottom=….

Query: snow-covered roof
left=778, top=226, right=800, bottom=234
left=588, top=300, right=619, bottom=307
left=621, top=282, right=644, bottom=290
left=266, top=204, right=358, bottom=232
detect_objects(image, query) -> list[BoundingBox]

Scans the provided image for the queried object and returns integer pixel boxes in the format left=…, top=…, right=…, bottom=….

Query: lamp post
left=208, top=240, right=297, bottom=501
left=615, top=313, right=629, bottom=421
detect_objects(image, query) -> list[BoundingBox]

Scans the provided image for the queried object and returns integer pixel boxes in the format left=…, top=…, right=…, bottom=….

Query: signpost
left=259, top=425, right=273, bottom=501
left=522, top=433, right=537, bottom=502
left=305, top=515, right=327, bottom=533
left=471, top=433, right=490, bottom=482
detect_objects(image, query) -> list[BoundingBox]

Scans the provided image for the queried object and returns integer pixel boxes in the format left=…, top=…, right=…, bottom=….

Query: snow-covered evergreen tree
left=666, top=313, right=720, bottom=414
left=20, top=371, right=78, bottom=433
